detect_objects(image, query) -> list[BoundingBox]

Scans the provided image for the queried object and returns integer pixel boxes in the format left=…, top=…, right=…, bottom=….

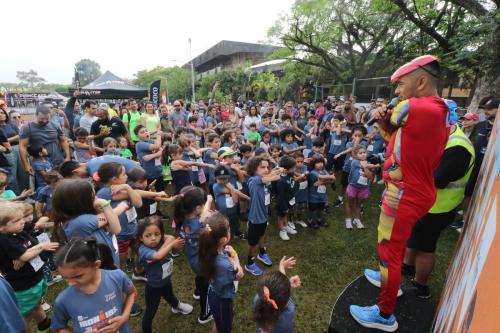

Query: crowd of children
left=0, top=98, right=387, bottom=333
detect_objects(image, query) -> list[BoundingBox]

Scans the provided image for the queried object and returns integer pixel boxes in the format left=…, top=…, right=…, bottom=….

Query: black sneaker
left=317, top=220, right=329, bottom=227
left=402, top=264, right=416, bottom=278
left=132, top=270, right=147, bottom=282
left=130, top=303, right=143, bottom=317
left=449, top=220, right=464, bottom=229
left=411, top=280, right=431, bottom=299
left=125, top=258, right=134, bottom=273
left=308, top=220, right=320, bottom=229
left=333, top=199, right=344, bottom=207
left=234, top=232, right=247, bottom=240
left=198, top=314, right=213, bottom=324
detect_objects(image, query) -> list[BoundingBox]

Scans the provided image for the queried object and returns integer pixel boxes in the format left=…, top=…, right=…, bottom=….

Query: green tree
left=133, top=66, right=191, bottom=101
left=196, top=68, right=251, bottom=102
left=16, top=69, right=46, bottom=88
left=73, top=59, right=102, bottom=86
left=251, top=72, right=280, bottom=101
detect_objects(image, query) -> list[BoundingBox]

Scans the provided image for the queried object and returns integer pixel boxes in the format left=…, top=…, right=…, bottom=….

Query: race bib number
left=289, top=197, right=296, bottom=206
left=29, top=255, right=44, bottom=272
left=265, top=192, right=271, bottom=206
left=155, top=158, right=161, bottom=166
left=367, top=145, right=374, bottom=152
left=358, top=175, right=368, bottom=186
left=225, top=195, right=235, bottom=208
left=150, top=202, right=158, bottom=215
left=126, top=207, right=137, bottom=222
left=162, top=260, right=173, bottom=279
left=236, top=181, right=243, bottom=190
left=334, top=139, right=342, bottom=146
left=317, top=185, right=327, bottom=194
left=191, top=165, right=199, bottom=172
left=36, top=233, right=51, bottom=244
left=299, top=181, right=308, bottom=190
left=112, top=235, right=119, bottom=253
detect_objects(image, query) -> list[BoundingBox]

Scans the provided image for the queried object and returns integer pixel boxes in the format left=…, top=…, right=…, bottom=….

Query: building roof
left=187, top=40, right=280, bottom=69
left=249, top=59, right=287, bottom=73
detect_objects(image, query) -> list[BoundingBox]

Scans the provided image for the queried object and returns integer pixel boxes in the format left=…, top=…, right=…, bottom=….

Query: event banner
left=433, top=112, right=500, bottom=332
left=150, top=80, right=161, bottom=108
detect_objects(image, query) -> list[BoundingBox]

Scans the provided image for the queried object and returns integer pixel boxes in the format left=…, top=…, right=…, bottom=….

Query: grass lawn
left=45, top=183, right=459, bottom=332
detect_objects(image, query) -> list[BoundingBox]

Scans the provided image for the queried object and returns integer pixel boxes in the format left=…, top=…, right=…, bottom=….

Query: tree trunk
left=468, top=75, right=500, bottom=111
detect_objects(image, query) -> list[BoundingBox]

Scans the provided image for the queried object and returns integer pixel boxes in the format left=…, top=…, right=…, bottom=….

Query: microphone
left=366, top=97, right=401, bottom=127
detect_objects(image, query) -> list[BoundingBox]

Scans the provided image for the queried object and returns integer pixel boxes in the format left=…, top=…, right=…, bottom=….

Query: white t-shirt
left=243, top=115, right=261, bottom=135
left=79, top=114, right=97, bottom=132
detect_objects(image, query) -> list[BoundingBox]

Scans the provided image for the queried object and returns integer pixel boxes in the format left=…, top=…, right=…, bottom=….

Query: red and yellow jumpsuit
left=377, top=96, right=448, bottom=314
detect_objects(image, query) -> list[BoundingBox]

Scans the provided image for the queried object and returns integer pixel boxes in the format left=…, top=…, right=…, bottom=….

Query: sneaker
left=198, top=314, right=213, bottom=324
left=192, top=293, right=200, bottom=300
left=171, top=302, right=194, bottom=315
left=353, top=219, right=364, bottom=229
left=234, top=231, right=247, bottom=240
left=47, top=274, right=63, bottom=287
left=132, top=270, right=148, bottom=282
left=288, top=221, right=296, bottom=230
left=279, top=229, right=290, bottom=240
left=171, top=250, right=181, bottom=257
left=257, top=253, right=273, bottom=266
left=377, top=179, right=385, bottom=185
left=130, top=303, right=143, bottom=317
left=296, top=220, right=308, bottom=228
left=349, top=304, right=398, bottom=332
left=244, top=263, right=263, bottom=276
left=345, top=219, right=353, bottom=230
left=457, top=210, right=464, bottom=216
left=285, top=225, right=297, bottom=235
left=41, top=298, right=51, bottom=312
left=457, top=228, right=462, bottom=234
left=364, top=269, right=402, bottom=297
left=317, top=220, right=329, bottom=227
left=449, top=220, right=464, bottom=229
left=309, top=220, right=320, bottom=229
left=333, top=198, right=344, bottom=207
left=410, top=280, right=431, bottom=299
left=125, top=257, right=134, bottom=273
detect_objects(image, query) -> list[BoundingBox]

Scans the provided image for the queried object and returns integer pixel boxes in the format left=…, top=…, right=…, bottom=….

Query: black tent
left=69, top=71, right=147, bottom=99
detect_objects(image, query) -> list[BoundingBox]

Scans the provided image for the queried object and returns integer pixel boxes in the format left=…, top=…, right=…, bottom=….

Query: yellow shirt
left=108, top=108, right=118, bottom=118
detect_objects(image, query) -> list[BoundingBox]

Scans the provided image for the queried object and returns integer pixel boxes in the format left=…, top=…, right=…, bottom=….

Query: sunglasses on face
left=11, top=116, right=21, bottom=119
left=174, top=105, right=181, bottom=107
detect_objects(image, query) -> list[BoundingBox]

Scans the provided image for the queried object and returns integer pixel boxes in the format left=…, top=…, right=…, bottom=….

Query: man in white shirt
left=79, top=100, right=98, bottom=132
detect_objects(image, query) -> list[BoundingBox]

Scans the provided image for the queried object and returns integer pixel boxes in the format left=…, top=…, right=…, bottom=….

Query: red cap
left=460, top=113, right=479, bottom=121
left=391, top=55, right=439, bottom=83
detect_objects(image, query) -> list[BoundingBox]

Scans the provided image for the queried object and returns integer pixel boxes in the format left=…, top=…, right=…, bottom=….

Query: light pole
left=188, top=38, right=196, bottom=103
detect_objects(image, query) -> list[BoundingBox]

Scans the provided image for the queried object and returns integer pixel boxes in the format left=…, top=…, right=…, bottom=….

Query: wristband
left=100, top=200, right=111, bottom=209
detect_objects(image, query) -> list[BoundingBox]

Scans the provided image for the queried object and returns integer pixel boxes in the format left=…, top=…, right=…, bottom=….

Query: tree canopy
left=73, top=59, right=102, bottom=86
left=133, top=66, right=192, bottom=102
left=16, top=69, right=46, bottom=88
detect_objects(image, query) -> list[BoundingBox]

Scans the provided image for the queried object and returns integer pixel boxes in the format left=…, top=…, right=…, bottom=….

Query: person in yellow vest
left=402, top=123, right=474, bottom=299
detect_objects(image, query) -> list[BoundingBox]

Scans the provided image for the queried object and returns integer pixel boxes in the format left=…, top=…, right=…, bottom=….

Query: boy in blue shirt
left=244, top=156, right=283, bottom=276
left=327, top=114, right=348, bottom=173
left=280, top=129, right=305, bottom=156
left=213, top=165, right=249, bottom=240
left=276, top=156, right=299, bottom=241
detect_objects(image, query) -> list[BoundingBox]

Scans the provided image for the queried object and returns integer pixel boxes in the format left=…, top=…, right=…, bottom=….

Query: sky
left=1, top=0, right=295, bottom=84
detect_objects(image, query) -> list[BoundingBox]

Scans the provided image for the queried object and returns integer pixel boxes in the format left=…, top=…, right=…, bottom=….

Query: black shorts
left=247, top=222, right=267, bottom=246
left=341, top=171, right=350, bottom=188
left=407, top=209, right=457, bottom=253
left=276, top=199, right=290, bottom=217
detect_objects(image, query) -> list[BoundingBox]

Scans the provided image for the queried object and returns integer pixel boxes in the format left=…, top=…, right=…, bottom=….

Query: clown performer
left=349, top=55, right=451, bottom=332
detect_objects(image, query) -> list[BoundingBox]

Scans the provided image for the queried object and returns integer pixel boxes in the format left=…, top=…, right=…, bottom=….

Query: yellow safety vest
left=429, top=126, right=475, bottom=214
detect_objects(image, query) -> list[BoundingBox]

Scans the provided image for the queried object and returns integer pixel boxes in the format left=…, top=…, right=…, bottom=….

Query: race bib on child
left=236, top=181, right=243, bottom=190
left=289, top=197, right=296, bottom=206
left=126, top=207, right=137, bottom=222
left=265, top=192, right=271, bottom=206
left=162, top=259, right=173, bottom=279
left=36, top=233, right=51, bottom=244
left=225, top=194, right=235, bottom=208
left=111, top=235, right=119, bottom=253
left=155, top=158, right=161, bottom=166
left=317, top=185, right=327, bottom=194
left=29, top=255, right=44, bottom=272
left=191, top=165, right=199, bottom=172
left=334, top=139, right=342, bottom=146
left=367, top=145, right=374, bottom=152
left=299, top=181, right=308, bottom=190
left=150, top=202, right=158, bottom=215
left=358, top=175, right=368, bottom=186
